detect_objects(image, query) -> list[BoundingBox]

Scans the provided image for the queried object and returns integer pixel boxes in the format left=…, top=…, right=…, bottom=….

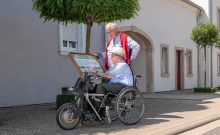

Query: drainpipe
left=182, top=0, right=203, bottom=87
left=197, top=9, right=202, bottom=87
left=209, top=0, right=213, bottom=87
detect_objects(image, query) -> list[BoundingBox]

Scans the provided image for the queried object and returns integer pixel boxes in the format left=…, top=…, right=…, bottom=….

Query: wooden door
left=176, top=50, right=181, bottom=90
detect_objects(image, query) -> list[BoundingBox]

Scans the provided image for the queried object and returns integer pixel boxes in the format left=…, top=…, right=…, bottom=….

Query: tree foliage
left=33, top=0, right=140, bottom=53
left=191, top=23, right=219, bottom=48
left=33, top=0, right=139, bottom=24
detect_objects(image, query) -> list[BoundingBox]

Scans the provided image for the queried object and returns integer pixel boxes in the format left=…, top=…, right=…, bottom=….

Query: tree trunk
left=85, top=23, right=93, bottom=53
left=204, top=46, right=206, bottom=88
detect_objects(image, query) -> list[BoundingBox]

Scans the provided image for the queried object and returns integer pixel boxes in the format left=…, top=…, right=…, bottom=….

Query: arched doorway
left=120, top=26, right=154, bottom=93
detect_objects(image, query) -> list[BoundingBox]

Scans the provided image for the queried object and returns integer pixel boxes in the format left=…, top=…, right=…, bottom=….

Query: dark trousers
left=95, top=83, right=126, bottom=116
left=96, top=83, right=126, bottom=94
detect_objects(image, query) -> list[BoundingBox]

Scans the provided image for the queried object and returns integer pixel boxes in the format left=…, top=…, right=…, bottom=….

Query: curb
left=143, top=94, right=220, bottom=101
left=156, top=113, right=220, bottom=135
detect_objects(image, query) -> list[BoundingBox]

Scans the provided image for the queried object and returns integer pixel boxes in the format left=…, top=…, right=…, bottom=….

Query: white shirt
left=108, top=60, right=133, bottom=86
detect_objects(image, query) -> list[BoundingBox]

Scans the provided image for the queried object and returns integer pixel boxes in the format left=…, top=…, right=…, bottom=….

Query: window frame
left=185, top=49, right=193, bottom=77
left=59, top=23, right=86, bottom=55
left=160, top=44, right=170, bottom=77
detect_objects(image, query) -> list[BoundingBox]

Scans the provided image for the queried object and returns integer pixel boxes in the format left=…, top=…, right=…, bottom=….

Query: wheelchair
left=56, top=72, right=145, bottom=130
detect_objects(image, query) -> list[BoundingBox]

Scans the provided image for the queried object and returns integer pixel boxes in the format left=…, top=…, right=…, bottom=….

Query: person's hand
left=102, top=73, right=112, bottom=78
left=89, top=52, right=98, bottom=57
left=90, top=68, right=97, bottom=74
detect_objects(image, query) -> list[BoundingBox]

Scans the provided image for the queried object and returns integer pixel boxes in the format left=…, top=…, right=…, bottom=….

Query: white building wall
left=212, top=0, right=220, bottom=87
left=0, top=0, right=104, bottom=107
left=213, top=48, right=220, bottom=87
left=191, top=0, right=220, bottom=87
left=190, top=0, right=209, bottom=23
left=211, top=0, right=220, bottom=23
left=190, top=0, right=208, bottom=88
left=191, top=0, right=209, bottom=17
left=117, top=0, right=199, bottom=92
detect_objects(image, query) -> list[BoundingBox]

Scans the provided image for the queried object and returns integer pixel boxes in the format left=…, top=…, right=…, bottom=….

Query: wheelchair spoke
left=117, top=87, right=145, bottom=125
left=56, top=103, right=80, bottom=130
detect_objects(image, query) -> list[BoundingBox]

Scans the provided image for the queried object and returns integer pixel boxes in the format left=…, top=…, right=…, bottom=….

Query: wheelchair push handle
left=135, top=75, right=141, bottom=78
left=133, top=75, right=141, bottom=87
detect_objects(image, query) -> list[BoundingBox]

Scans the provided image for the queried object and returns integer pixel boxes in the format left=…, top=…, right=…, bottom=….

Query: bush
left=194, top=87, right=217, bottom=93
left=56, top=94, right=89, bottom=109
left=215, top=86, right=220, bottom=90
left=56, top=94, right=76, bottom=107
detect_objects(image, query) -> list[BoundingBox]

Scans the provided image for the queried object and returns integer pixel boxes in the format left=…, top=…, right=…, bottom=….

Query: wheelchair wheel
left=116, top=87, right=145, bottom=125
left=109, top=97, right=118, bottom=121
left=56, top=103, right=80, bottom=130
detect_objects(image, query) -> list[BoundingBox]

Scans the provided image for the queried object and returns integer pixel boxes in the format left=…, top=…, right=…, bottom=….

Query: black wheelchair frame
left=56, top=72, right=145, bottom=130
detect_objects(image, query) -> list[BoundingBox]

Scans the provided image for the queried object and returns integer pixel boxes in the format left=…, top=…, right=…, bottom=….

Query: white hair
left=105, top=22, right=118, bottom=30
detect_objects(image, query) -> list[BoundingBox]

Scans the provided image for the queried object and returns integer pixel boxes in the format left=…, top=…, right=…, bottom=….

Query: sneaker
left=121, top=110, right=126, bottom=117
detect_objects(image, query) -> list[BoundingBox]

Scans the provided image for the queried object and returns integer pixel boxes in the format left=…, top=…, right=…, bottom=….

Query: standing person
left=91, top=46, right=133, bottom=94
left=91, top=22, right=140, bottom=71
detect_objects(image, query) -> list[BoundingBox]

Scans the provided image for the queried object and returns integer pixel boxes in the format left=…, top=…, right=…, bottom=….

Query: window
left=160, top=45, right=169, bottom=77
left=217, top=53, right=220, bottom=76
left=186, top=49, right=193, bottom=76
left=59, top=23, right=86, bottom=55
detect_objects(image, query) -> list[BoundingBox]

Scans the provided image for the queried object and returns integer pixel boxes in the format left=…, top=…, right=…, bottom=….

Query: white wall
left=212, top=0, right=220, bottom=87
left=192, top=0, right=220, bottom=87
left=213, top=48, right=220, bottom=87
left=117, top=0, right=199, bottom=92
left=0, top=0, right=104, bottom=107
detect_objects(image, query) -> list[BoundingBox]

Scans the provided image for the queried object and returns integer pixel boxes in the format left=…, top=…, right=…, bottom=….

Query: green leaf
left=32, top=0, right=140, bottom=53
left=191, top=23, right=220, bottom=48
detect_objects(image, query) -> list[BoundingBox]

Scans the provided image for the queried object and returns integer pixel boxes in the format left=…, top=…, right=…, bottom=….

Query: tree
left=191, top=22, right=220, bottom=87
left=33, top=0, right=140, bottom=53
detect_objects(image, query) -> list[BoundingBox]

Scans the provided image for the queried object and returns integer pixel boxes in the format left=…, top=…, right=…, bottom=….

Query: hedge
left=56, top=94, right=90, bottom=110
left=194, top=87, right=217, bottom=93
left=56, top=94, right=76, bottom=107
left=215, top=86, right=220, bottom=90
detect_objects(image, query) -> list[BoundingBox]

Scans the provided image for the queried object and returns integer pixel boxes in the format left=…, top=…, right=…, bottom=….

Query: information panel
left=68, top=53, right=104, bottom=76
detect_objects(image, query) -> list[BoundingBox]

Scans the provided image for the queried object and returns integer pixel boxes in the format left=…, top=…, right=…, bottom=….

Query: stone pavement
left=179, top=119, right=220, bottom=135
left=1, top=90, right=220, bottom=135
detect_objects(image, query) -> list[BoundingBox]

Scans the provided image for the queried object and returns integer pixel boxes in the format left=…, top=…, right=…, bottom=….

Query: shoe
left=121, top=106, right=128, bottom=117
left=121, top=110, right=126, bottom=117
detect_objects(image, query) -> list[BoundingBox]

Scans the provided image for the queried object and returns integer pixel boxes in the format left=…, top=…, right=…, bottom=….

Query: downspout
left=197, top=9, right=202, bottom=87
left=182, top=0, right=203, bottom=87
left=209, top=0, right=213, bottom=87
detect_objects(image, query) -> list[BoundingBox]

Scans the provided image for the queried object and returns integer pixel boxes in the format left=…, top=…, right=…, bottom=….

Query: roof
left=182, top=0, right=203, bottom=11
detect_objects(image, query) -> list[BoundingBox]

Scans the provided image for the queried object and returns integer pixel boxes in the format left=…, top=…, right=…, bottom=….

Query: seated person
left=91, top=46, right=133, bottom=95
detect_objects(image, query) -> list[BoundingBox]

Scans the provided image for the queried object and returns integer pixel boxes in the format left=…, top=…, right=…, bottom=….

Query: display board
left=68, top=52, right=104, bottom=77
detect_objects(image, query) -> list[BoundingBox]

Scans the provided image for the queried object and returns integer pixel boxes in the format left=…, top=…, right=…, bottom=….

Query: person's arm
left=91, top=68, right=112, bottom=78
left=101, top=73, right=112, bottom=78
left=97, top=51, right=106, bottom=59
left=90, top=51, right=106, bottom=59
left=127, top=36, right=140, bottom=62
